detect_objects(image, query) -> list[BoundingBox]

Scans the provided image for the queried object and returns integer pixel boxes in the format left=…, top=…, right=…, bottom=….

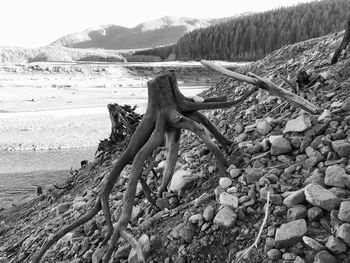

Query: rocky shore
left=1, top=30, right=350, bottom=263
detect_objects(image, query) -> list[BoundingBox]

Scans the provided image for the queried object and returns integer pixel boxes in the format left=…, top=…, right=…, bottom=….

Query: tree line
left=135, top=0, right=350, bottom=61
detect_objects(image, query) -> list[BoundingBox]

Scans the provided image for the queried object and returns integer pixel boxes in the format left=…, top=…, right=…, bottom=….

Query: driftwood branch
left=201, top=60, right=320, bottom=114
left=331, top=20, right=350, bottom=65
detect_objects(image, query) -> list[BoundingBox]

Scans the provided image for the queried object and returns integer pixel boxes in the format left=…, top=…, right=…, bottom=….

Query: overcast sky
left=0, top=0, right=315, bottom=48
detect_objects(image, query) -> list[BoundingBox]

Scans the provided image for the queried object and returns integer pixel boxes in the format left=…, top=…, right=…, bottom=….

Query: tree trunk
left=331, top=20, right=350, bottom=65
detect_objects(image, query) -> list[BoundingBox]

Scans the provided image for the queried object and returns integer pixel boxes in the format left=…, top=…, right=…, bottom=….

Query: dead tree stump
left=33, top=71, right=257, bottom=263
left=331, top=19, right=350, bottom=65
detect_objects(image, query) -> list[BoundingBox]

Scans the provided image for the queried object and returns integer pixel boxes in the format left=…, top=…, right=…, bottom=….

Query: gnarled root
left=33, top=71, right=256, bottom=263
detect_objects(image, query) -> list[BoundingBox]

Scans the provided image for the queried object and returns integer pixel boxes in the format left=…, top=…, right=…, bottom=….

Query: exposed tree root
left=33, top=71, right=257, bottom=263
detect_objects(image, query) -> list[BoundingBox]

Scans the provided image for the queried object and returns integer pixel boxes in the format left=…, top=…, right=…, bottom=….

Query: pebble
left=219, top=177, right=232, bottom=189
left=267, top=249, right=282, bottom=260
left=213, top=207, right=236, bottom=227
left=304, top=184, right=341, bottom=211
left=219, top=192, right=239, bottom=208
left=325, top=235, right=347, bottom=254
left=56, top=202, right=71, bottom=214
left=313, top=250, right=337, bottom=263
left=203, top=205, right=214, bottom=222
left=307, top=207, right=323, bottom=222
left=337, top=223, right=350, bottom=246
left=324, top=165, right=350, bottom=189
left=169, top=170, right=197, bottom=195
left=283, top=189, right=305, bottom=207
left=331, top=139, right=350, bottom=157
left=338, top=200, right=350, bottom=223
left=283, top=115, right=312, bottom=133
left=286, top=205, right=307, bottom=222
left=302, top=236, right=324, bottom=251
left=275, top=219, right=307, bottom=248
left=270, top=137, right=292, bottom=156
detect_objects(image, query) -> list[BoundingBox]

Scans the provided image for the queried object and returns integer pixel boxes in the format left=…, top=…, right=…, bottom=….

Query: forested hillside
left=137, top=0, right=350, bottom=61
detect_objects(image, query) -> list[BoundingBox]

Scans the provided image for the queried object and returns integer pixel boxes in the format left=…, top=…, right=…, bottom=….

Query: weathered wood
left=331, top=20, right=350, bottom=65
left=201, top=60, right=320, bottom=114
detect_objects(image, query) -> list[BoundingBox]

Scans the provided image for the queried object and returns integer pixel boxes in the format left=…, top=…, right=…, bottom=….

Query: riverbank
left=0, top=61, right=239, bottom=151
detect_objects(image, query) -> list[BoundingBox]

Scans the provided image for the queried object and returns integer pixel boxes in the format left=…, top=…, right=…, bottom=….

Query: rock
left=302, top=236, right=324, bottom=251
left=156, top=198, right=170, bottom=210
left=219, top=177, right=232, bottom=189
left=229, top=168, right=241, bottom=178
left=203, top=205, right=214, bottom=222
left=128, top=234, right=151, bottom=263
left=325, top=236, right=347, bottom=254
left=244, top=168, right=264, bottom=183
left=283, top=189, right=306, bottom=207
left=331, top=139, right=350, bottom=157
left=338, top=200, right=350, bottom=223
left=324, top=165, right=350, bottom=188
left=57, top=202, right=71, bottom=214
left=219, top=192, right=239, bottom=208
left=213, top=207, right=236, bottom=227
left=304, top=184, right=341, bottom=211
left=256, top=119, right=272, bottom=135
left=307, top=207, right=323, bottom=222
left=286, top=205, right=307, bottom=222
left=275, top=219, right=307, bottom=248
left=294, top=256, right=306, bottom=263
left=270, top=137, right=292, bottom=156
left=267, top=249, right=282, bottom=260
left=336, top=223, right=350, bottom=246
left=169, top=170, right=197, bottom=195
left=188, top=214, right=203, bottom=225
left=318, top=110, right=331, bottom=122
left=283, top=115, right=312, bottom=134
left=179, top=223, right=196, bottom=243
left=313, top=250, right=337, bottom=263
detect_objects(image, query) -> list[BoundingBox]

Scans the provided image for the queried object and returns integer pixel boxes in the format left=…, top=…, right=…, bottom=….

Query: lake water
left=0, top=84, right=208, bottom=208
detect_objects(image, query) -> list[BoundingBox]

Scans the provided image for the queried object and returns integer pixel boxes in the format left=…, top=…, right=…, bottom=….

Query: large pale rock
left=338, top=200, right=350, bottom=223
left=169, top=170, right=197, bottom=195
left=219, top=192, right=239, bottom=208
left=275, top=219, right=307, bottom=248
left=332, top=140, right=350, bottom=157
left=337, top=223, right=350, bottom=246
left=270, top=137, right=292, bottom=156
left=213, top=207, right=236, bottom=227
left=324, top=165, right=350, bottom=189
left=128, top=234, right=151, bottom=263
left=283, top=115, right=312, bottom=133
left=304, top=184, right=340, bottom=211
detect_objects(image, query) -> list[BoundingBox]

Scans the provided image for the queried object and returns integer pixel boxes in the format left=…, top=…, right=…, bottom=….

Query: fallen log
left=201, top=60, right=320, bottom=114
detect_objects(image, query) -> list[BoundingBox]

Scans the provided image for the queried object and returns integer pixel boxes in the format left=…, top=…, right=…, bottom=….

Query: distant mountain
left=50, top=14, right=252, bottom=50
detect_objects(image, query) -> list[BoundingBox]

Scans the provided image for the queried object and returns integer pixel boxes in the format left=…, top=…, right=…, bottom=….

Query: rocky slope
left=50, top=15, right=249, bottom=50
left=1, top=30, right=350, bottom=263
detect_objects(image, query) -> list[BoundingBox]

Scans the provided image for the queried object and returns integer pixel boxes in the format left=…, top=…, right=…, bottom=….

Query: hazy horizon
left=1, top=0, right=315, bottom=48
